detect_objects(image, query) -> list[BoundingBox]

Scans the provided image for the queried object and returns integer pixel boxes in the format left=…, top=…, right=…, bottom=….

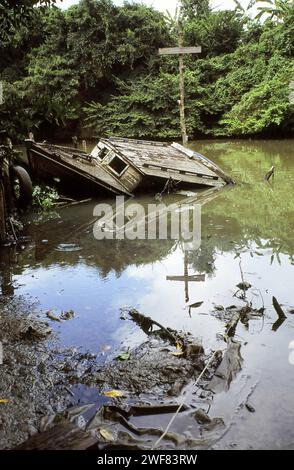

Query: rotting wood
left=178, top=25, right=188, bottom=146
left=172, top=143, right=235, bottom=185
left=26, top=137, right=234, bottom=199
left=158, top=21, right=201, bottom=146
left=26, top=140, right=132, bottom=197
left=15, top=420, right=98, bottom=450
left=127, top=309, right=178, bottom=345
left=272, top=296, right=287, bottom=331
left=226, top=311, right=242, bottom=337
left=158, top=46, right=202, bottom=55
left=272, top=296, right=287, bottom=319
left=225, top=305, right=251, bottom=337
left=98, top=137, right=230, bottom=189
left=55, top=197, right=92, bottom=209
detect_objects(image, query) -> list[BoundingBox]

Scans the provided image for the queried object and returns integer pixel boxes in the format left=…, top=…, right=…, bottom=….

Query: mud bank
left=0, top=299, right=224, bottom=449
left=0, top=296, right=97, bottom=449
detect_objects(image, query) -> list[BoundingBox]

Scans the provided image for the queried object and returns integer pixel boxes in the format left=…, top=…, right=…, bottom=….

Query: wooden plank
left=15, top=420, right=98, bottom=450
left=178, top=27, right=188, bottom=145
left=172, top=143, right=235, bottom=185
left=113, top=144, right=218, bottom=176
left=158, top=46, right=202, bottom=55
left=142, top=161, right=217, bottom=178
left=109, top=137, right=169, bottom=147
left=142, top=166, right=223, bottom=188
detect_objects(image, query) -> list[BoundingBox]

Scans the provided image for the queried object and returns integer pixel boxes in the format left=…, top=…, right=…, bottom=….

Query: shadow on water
left=1, top=139, right=294, bottom=449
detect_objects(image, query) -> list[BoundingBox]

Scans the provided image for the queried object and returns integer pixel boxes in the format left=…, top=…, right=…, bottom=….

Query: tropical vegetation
left=0, top=0, right=293, bottom=140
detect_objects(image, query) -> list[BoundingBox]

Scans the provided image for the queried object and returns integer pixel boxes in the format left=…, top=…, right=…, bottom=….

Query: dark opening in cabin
left=108, top=156, right=128, bottom=176
left=98, top=147, right=108, bottom=160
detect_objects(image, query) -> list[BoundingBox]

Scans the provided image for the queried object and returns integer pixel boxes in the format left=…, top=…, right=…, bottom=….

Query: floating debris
left=60, top=310, right=75, bottom=321
left=272, top=296, right=287, bottom=331
left=208, top=339, right=243, bottom=393
left=236, top=282, right=252, bottom=291
left=46, top=310, right=62, bottom=323
left=245, top=403, right=256, bottom=413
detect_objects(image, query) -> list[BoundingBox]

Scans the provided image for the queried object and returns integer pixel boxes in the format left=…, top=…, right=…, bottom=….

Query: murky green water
left=1, top=139, right=294, bottom=449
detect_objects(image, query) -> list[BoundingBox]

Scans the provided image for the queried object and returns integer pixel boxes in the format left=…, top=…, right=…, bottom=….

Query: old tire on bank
left=10, top=165, right=33, bottom=208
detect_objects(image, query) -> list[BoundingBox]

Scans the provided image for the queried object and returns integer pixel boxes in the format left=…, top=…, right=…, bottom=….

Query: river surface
left=1, top=139, right=294, bottom=449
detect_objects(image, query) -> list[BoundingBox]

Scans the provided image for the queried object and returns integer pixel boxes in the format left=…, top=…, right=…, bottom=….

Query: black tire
left=11, top=165, right=33, bottom=208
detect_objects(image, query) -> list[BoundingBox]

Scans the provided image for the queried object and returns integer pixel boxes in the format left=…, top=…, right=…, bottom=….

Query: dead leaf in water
left=103, top=390, right=125, bottom=398
left=0, top=399, right=9, bottom=404
left=170, top=341, right=184, bottom=356
left=170, top=351, right=184, bottom=357
left=99, top=428, right=115, bottom=441
left=214, top=305, right=224, bottom=311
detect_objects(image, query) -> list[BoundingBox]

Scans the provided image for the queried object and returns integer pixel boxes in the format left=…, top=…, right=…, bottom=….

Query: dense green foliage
left=0, top=0, right=293, bottom=140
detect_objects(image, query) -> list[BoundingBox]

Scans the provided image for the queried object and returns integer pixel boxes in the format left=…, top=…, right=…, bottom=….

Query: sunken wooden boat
left=25, top=137, right=234, bottom=196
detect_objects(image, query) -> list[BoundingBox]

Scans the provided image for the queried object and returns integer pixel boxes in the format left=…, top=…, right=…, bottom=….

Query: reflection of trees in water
left=185, top=141, right=294, bottom=275
left=15, top=216, right=178, bottom=278
left=192, top=142, right=294, bottom=260
left=189, top=242, right=216, bottom=276
left=80, top=238, right=177, bottom=278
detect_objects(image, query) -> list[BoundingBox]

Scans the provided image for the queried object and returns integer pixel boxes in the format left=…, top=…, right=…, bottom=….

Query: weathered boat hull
left=26, top=141, right=131, bottom=197
left=25, top=138, right=234, bottom=198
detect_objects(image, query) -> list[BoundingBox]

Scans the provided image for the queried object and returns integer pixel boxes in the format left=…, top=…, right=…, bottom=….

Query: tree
left=184, top=10, right=244, bottom=57
left=1, top=0, right=293, bottom=140
left=181, top=0, right=211, bottom=19
left=0, top=1, right=56, bottom=40
left=256, top=0, right=294, bottom=21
